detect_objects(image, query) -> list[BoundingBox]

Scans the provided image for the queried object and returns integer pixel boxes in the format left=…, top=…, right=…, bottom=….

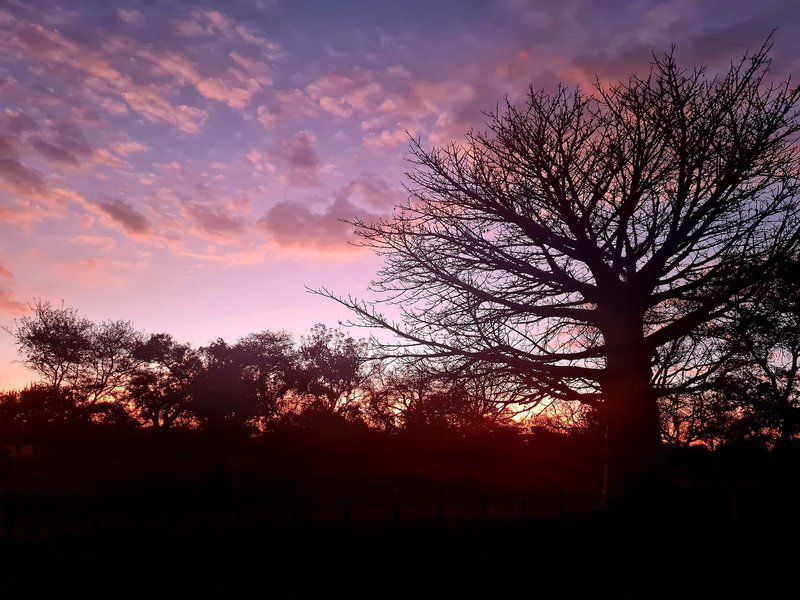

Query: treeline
left=1, top=296, right=798, bottom=453
left=0, top=301, right=526, bottom=450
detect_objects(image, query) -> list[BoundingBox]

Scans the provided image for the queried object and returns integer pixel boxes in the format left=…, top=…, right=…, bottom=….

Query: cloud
left=257, top=196, right=361, bottom=248
left=306, top=72, right=384, bottom=118
left=229, top=51, right=273, bottom=86
left=0, top=135, right=47, bottom=195
left=245, top=149, right=276, bottom=173
left=109, top=141, right=149, bottom=156
left=117, top=9, right=142, bottom=25
left=338, top=175, right=404, bottom=210
left=117, top=83, right=208, bottom=133
left=275, top=89, right=320, bottom=119
left=363, top=127, right=410, bottom=150
left=0, top=158, right=47, bottom=195
left=257, top=176, right=397, bottom=249
left=256, top=105, right=277, bottom=130
left=273, top=133, right=322, bottom=187
left=139, top=48, right=265, bottom=110
left=2, top=109, right=37, bottom=134
left=175, top=9, right=281, bottom=55
left=71, top=234, right=117, bottom=253
left=29, top=123, right=93, bottom=165
left=99, top=200, right=150, bottom=234
left=1, top=12, right=209, bottom=133
left=0, top=288, right=27, bottom=315
left=185, top=203, right=247, bottom=236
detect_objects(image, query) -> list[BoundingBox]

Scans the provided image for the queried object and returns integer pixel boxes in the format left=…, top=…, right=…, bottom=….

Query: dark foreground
left=1, top=516, right=797, bottom=599
left=2, top=438, right=798, bottom=598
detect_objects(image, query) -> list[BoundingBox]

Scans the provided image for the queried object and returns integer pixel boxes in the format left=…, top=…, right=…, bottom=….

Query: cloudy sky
left=1, top=0, right=798, bottom=388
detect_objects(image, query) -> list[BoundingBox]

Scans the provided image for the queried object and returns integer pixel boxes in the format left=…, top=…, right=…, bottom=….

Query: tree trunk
left=600, top=316, right=665, bottom=513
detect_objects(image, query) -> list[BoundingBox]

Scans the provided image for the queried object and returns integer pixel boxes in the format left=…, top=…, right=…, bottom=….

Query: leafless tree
left=320, top=40, right=800, bottom=506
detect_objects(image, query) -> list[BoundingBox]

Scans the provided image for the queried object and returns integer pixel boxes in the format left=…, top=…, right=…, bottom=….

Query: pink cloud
left=184, top=203, right=247, bottom=236
left=99, top=200, right=150, bottom=234
left=246, top=149, right=276, bottom=173
left=0, top=288, right=26, bottom=315
left=1, top=13, right=209, bottom=133
left=273, top=133, right=322, bottom=187
left=256, top=106, right=277, bottom=130
left=256, top=175, right=398, bottom=249
left=2, top=109, right=37, bottom=134
left=229, top=51, right=273, bottom=86
left=71, top=234, right=117, bottom=253
left=175, top=9, right=281, bottom=56
left=29, top=123, right=93, bottom=165
left=257, top=197, right=359, bottom=248
left=139, top=48, right=265, bottom=110
left=363, top=127, right=410, bottom=150
left=109, top=140, right=149, bottom=156
left=306, top=72, right=384, bottom=118
left=275, top=89, right=320, bottom=119
left=337, top=175, right=404, bottom=211
left=117, top=9, right=142, bottom=25
left=118, top=83, right=208, bottom=133
left=0, top=135, right=48, bottom=195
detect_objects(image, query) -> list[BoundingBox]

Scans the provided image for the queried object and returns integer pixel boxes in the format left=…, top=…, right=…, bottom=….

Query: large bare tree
left=320, top=41, right=800, bottom=506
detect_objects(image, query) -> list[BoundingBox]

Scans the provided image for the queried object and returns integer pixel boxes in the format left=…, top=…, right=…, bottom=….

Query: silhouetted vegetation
left=1, top=40, right=800, bottom=600
left=1, top=291, right=798, bottom=534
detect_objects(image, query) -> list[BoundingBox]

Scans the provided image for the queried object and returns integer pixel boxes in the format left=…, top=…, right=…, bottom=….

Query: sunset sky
left=1, top=0, right=799, bottom=389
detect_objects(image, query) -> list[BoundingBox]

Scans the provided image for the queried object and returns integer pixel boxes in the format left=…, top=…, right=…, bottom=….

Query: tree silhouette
left=295, top=324, right=368, bottom=419
left=321, top=41, right=800, bottom=507
left=191, top=339, right=260, bottom=436
left=78, top=319, right=142, bottom=406
left=8, top=301, right=142, bottom=412
left=8, top=300, right=93, bottom=398
left=231, top=330, right=296, bottom=425
left=723, top=256, right=800, bottom=446
left=368, top=364, right=522, bottom=432
left=128, top=333, right=201, bottom=430
left=0, top=385, right=79, bottom=449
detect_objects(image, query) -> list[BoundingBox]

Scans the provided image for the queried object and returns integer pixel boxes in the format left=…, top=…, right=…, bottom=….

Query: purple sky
left=1, top=0, right=799, bottom=389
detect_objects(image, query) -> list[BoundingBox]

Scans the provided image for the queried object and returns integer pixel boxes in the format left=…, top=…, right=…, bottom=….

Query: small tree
left=8, top=300, right=93, bottom=398
left=8, top=301, right=142, bottom=413
left=129, top=333, right=201, bottom=429
left=295, top=324, right=368, bottom=419
left=723, top=256, right=800, bottom=446
left=232, top=330, right=296, bottom=424
left=78, top=319, right=143, bottom=406
left=191, top=339, right=260, bottom=436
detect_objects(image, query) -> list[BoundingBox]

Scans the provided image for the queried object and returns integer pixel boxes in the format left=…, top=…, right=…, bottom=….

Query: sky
left=1, top=0, right=799, bottom=389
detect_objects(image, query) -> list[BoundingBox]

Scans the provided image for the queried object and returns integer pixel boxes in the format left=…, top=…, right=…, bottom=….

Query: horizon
left=2, top=0, right=800, bottom=390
